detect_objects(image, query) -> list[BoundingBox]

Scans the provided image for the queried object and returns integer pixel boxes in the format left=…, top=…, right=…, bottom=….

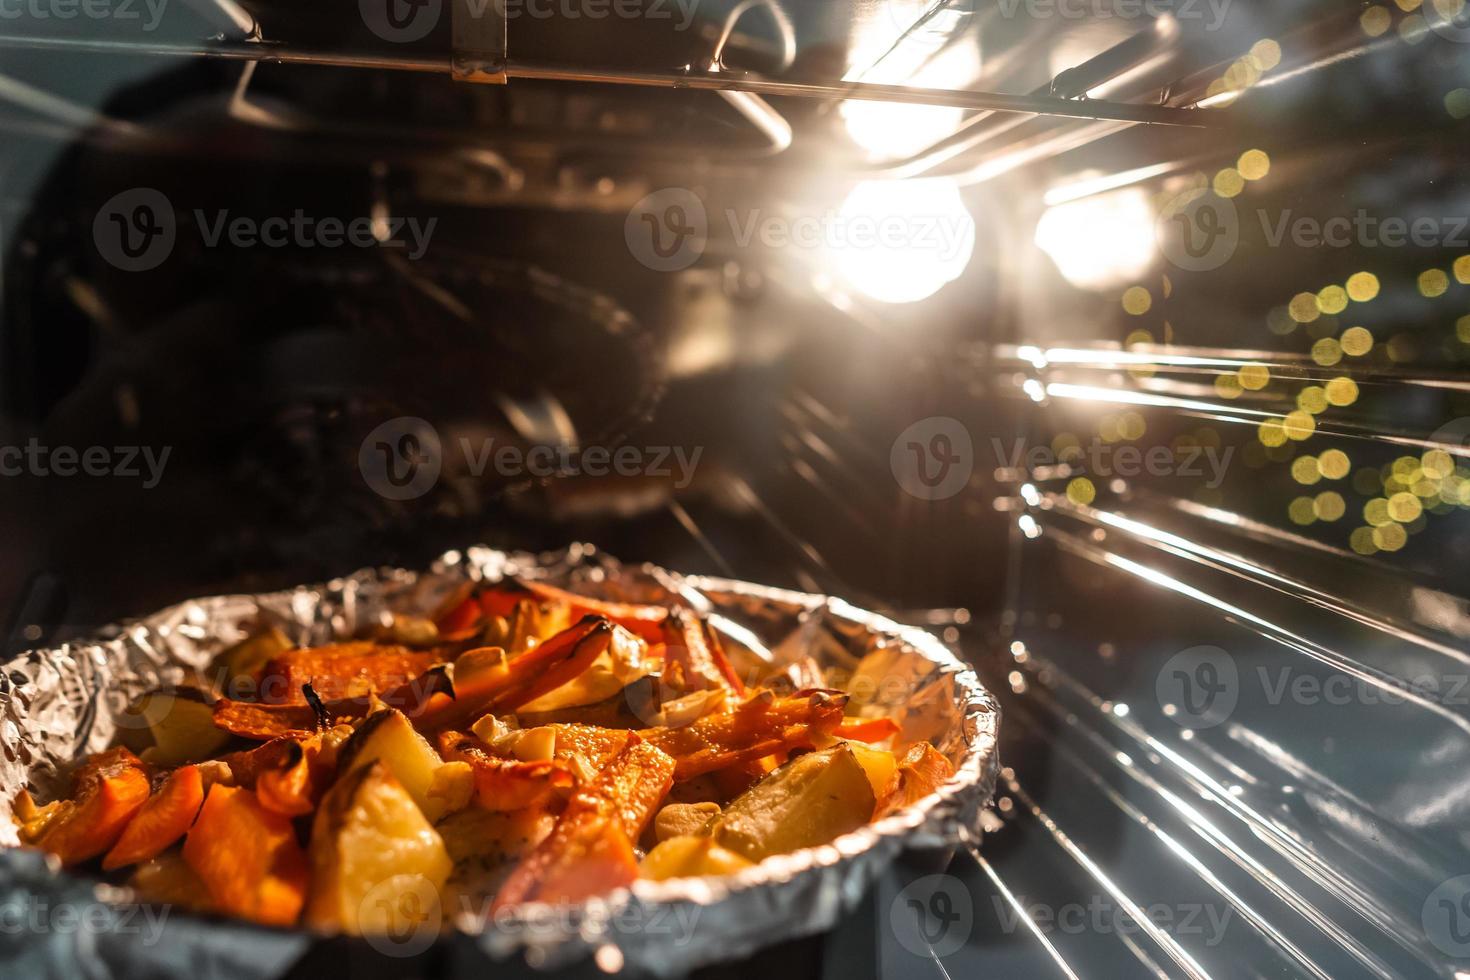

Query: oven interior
left=3, top=1, right=1470, bottom=977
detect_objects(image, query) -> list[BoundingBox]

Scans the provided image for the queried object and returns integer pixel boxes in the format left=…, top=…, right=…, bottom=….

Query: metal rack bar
left=0, top=35, right=1214, bottom=127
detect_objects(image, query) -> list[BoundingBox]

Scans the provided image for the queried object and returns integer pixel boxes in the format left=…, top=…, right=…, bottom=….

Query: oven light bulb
left=823, top=178, right=976, bottom=305
left=1035, top=187, right=1157, bottom=291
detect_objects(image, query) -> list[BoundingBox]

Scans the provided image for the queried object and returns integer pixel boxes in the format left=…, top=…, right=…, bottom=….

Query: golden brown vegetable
left=659, top=609, right=745, bottom=696
left=102, top=764, right=205, bottom=870
left=652, top=801, right=721, bottom=843
left=258, top=644, right=443, bottom=704
left=438, top=732, right=575, bottom=811
left=338, top=709, right=451, bottom=820
left=123, top=687, right=231, bottom=767
left=22, top=747, right=151, bottom=867
left=640, top=690, right=850, bottom=780
left=641, top=835, right=754, bottom=881
left=183, top=784, right=308, bottom=927
left=875, top=742, right=955, bottom=818
left=707, top=745, right=875, bottom=862
left=305, top=762, right=452, bottom=935
left=492, top=736, right=675, bottom=909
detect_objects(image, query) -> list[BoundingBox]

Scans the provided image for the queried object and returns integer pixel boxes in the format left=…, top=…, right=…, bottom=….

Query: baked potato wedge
left=306, top=761, right=453, bottom=935
left=338, top=708, right=450, bottom=820
left=122, top=687, right=230, bottom=767
left=641, top=835, right=753, bottom=881
left=708, top=745, right=875, bottom=862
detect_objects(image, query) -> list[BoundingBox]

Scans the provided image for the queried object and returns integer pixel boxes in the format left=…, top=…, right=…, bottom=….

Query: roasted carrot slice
left=219, top=735, right=307, bottom=786
left=28, top=747, right=151, bottom=867
left=213, top=666, right=454, bottom=740
left=438, top=732, right=575, bottom=811
left=102, top=764, right=205, bottom=870
left=640, top=690, right=850, bottom=780
left=435, top=595, right=483, bottom=641
left=492, top=736, right=675, bottom=910
left=484, top=581, right=668, bottom=644
left=833, top=718, right=901, bottom=744
left=547, top=724, right=632, bottom=774
left=255, top=742, right=318, bottom=817
left=876, top=742, right=956, bottom=818
left=183, top=784, right=308, bottom=927
left=414, top=616, right=614, bottom=731
left=660, top=610, right=744, bottom=697
left=257, top=644, right=443, bottom=704
left=214, top=618, right=617, bottom=740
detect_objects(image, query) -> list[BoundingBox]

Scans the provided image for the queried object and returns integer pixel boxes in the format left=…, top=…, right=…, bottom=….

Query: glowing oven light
left=1034, top=187, right=1157, bottom=291
left=841, top=43, right=981, bottom=161
left=823, top=178, right=976, bottom=305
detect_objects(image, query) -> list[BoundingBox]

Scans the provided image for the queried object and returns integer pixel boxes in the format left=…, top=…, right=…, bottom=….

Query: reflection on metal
left=0, top=35, right=1214, bottom=126
left=179, top=0, right=256, bottom=38
left=0, top=73, right=140, bottom=137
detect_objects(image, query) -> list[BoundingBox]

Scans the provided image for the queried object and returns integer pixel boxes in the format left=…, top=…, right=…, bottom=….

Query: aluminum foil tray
left=0, top=545, right=1000, bottom=978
